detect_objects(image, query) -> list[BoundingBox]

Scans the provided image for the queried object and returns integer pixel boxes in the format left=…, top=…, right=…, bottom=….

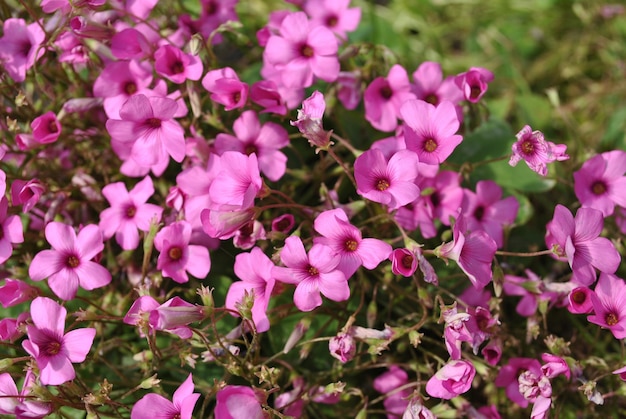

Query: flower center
left=232, top=91, right=241, bottom=104
left=606, top=312, right=619, bottom=326
left=48, top=120, right=59, bottom=133
left=423, top=138, right=438, bottom=152
left=379, top=85, right=393, bottom=100
left=205, top=1, right=216, bottom=15
left=125, top=204, right=137, bottom=218
left=430, top=191, right=441, bottom=207
left=66, top=255, right=80, bottom=268
left=124, top=81, right=138, bottom=95
left=591, top=181, right=607, bottom=195
left=401, top=254, right=414, bottom=269
left=521, top=139, right=534, bottom=155
left=326, top=15, right=338, bottom=27
left=171, top=60, right=185, bottom=74
left=474, top=206, right=485, bottom=221
left=571, top=289, right=587, bottom=305
left=43, top=340, right=62, bottom=356
left=470, top=85, right=482, bottom=100
left=245, top=144, right=257, bottom=155
left=168, top=247, right=183, bottom=260
left=146, top=118, right=161, bottom=128
left=424, top=93, right=438, bottom=105
left=300, top=44, right=314, bottom=58
left=344, top=239, right=358, bottom=252
left=307, top=265, right=319, bottom=276
left=19, top=39, right=32, bottom=57
left=376, top=178, right=390, bottom=191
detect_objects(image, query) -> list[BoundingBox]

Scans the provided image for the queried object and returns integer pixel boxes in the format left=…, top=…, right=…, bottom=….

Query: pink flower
left=313, top=208, right=392, bottom=279
left=154, top=221, right=211, bottom=283
left=461, top=180, right=519, bottom=248
left=28, top=222, right=111, bottom=300
left=401, top=99, right=463, bottom=165
left=329, top=332, right=356, bottom=363
left=0, top=18, right=46, bottom=82
left=264, top=11, right=339, bottom=88
left=106, top=94, right=186, bottom=166
left=154, top=45, right=203, bottom=83
left=201, top=208, right=256, bottom=240
left=100, top=176, right=163, bottom=250
left=389, top=248, right=418, bottom=277
left=454, top=67, right=494, bottom=103
left=22, top=297, right=96, bottom=385
left=215, top=110, right=289, bottom=181
left=503, top=270, right=544, bottom=317
left=225, top=247, right=276, bottom=332
left=495, top=357, right=542, bottom=408
left=150, top=297, right=206, bottom=339
left=208, top=152, right=263, bottom=212
left=110, top=28, right=152, bottom=60
left=336, top=71, right=361, bottom=110
left=0, top=197, right=24, bottom=264
left=364, top=64, right=416, bottom=132
left=304, top=0, right=361, bottom=40
left=271, top=214, right=295, bottom=234
left=509, top=125, right=568, bottom=176
left=587, top=273, right=626, bottom=339
left=272, top=235, right=349, bottom=312
left=202, top=67, right=249, bottom=111
left=425, top=360, right=476, bottom=400
left=573, top=150, right=626, bottom=217
left=0, top=279, right=38, bottom=308
left=612, top=365, right=626, bottom=381
left=567, top=286, right=593, bottom=314
left=131, top=374, right=200, bottom=419
left=547, top=205, right=620, bottom=284
left=30, top=112, right=62, bottom=145
left=0, top=370, right=51, bottom=418
left=412, top=61, right=464, bottom=106
left=291, top=90, right=331, bottom=149
left=354, top=148, right=421, bottom=210
left=250, top=80, right=286, bottom=115
left=11, top=179, right=44, bottom=212
left=93, top=60, right=153, bottom=119
left=373, top=366, right=411, bottom=418
left=215, top=385, right=267, bottom=419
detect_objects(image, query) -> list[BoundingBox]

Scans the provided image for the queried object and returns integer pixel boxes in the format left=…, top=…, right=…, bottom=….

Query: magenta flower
left=201, top=208, right=256, bottom=240
left=22, top=297, right=96, bottom=385
left=93, top=60, right=153, bottom=119
left=110, top=28, right=151, bottom=60
left=329, top=332, right=356, bottom=363
left=202, top=67, right=249, bottom=111
left=426, top=359, right=476, bottom=400
left=0, top=370, right=51, bottom=418
left=106, top=94, right=186, bottom=167
left=401, top=99, right=463, bottom=164
left=215, top=385, right=267, bottom=419
left=509, top=125, right=568, bottom=176
left=0, top=18, right=46, bottom=82
left=336, top=71, right=362, bottom=110
left=149, top=297, right=206, bottom=339
left=304, top=0, right=361, bottom=40
left=0, top=197, right=24, bottom=264
left=454, top=67, right=494, bottom=103
left=373, top=366, right=411, bottom=418
left=291, top=90, right=331, bottom=149
left=547, top=205, right=620, bottom=284
left=389, top=248, right=418, bottom=277
left=225, top=247, right=276, bottom=333
left=313, top=208, right=392, bottom=279
left=11, top=179, right=44, bottom=212
left=29, top=222, right=111, bottom=300
left=461, top=180, right=519, bottom=248
left=587, top=273, right=626, bottom=339
left=272, top=235, right=349, bottom=312
left=154, top=45, right=203, bottom=84
left=154, top=221, right=211, bottom=283
left=573, top=150, right=626, bottom=216
left=271, top=214, right=295, bottom=234
left=208, top=152, right=262, bottom=211
left=412, top=61, right=464, bottom=106
left=364, top=64, right=416, bottom=132
left=264, top=11, right=339, bottom=88
left=215, top=110, right=289, bottom=181
left=30, top=112, right=62, bottom=145
left=567, top=286, right=593, bottom=314
left=100, top=176, right=163, bottom=250
left=495, top=357, right=542, bottom=408
left=354, top=148, right=421, bottom=210
left=131, top=374, right=200, bottom=419
left=0, top=279, right=38, bottom=308
left=250, top=80, right=287, bottom=115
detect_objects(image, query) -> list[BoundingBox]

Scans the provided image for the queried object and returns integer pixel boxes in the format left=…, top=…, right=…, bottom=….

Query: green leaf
left=471, top=159, right=556, bottom=192
left=448, top=118, right=514, bottom=165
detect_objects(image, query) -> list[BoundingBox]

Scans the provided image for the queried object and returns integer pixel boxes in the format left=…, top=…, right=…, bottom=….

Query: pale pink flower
left=154, top=221, right=211, bottom=284
left=454, top=67, right=494, bottom=103
left=304, top=0, right=361, bottom=40
left=0, top=197, right=24, bottom=264
left=336, top=71, right=362, bottom=110
left=22, top=297, right=96, bottom=385
left=364, top=64, right=416, bottom=132
left=29, top=222, right=111, bottom=300
left=154, top=45, right=203, bottom=83
left=208, top=152, right=262, bottom=211
left=215, top=385, right=267, bottom=419
left=495, top=357, right=542, bottom=408
left=272, top=235, right=349, bottom=312
left=100, top=176, right=163, bottom=250
left=313, top=208, right=392, bottom=279
left=149, top=297, right=206, bottom=339
left=0, top=370, right=52, bottom=418
left=0, top=18, right=46, bottom=83
left=131, top=374, right=200, bottom=419
left=373, top=366, right=411, bottom=419
left=329, top=332, right=356, bottom=363
left=250, top=80, right=287, bottom=115
left=412, top=61, right=463, bottom=106
left=201, top=208, right=256, bottom=240
left=509, top=125, right=568, bottom=176
left=291, top=90, right=331, bottom=149
left=573, top=150, right=626, bottom=217
left=0, top=279, right=38, bottom=308
left=401, top=99, right=463, bottom=165
left=587, top=273, right=626, bottom=339
left=354, top=148, right=421, bottom=210
left=426, top=360, right=476, bottom=400
left=202, top=67, right=249, bottom=111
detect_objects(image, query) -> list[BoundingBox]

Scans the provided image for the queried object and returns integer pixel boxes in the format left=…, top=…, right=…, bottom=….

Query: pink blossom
left=0, top=313, right=28, bottom=342
left=336, top=71, right=362, bottom=110
left=503, top=270, right=544, bottom=317
left=113, top=0, right=159, bottom=20
left=573, top=150, right=626, bottom=217
left=11, top=179, right=44, bottom=213
left=201, top=208, right=256, bottom=240
left=106, top=94, right=186, bottom=167
left=587, top=273, right=626, bottom=339
left=0, top=279, right=38, bottom=308
left=547, top=205, right=620, bottom=284
left=271, top=214, right=295, bottom=234
left=131, top=374, right=200, bottom=419
left=272, top=235, right=349, bottom=312
left=401, top=99, right=463, bottom=164
left=426, top=360, right=475, bottom=400
left=412, top=61, right=464, bottom=107
left=274, top=378, right=305, bottom=417
left=442, top=305, right=473, bottom=360
left=329, top=332, right=356, bottom=363
left=373, top=366, right=411, bottom=418
left=364, top=64, right=416, bottom=132
left=100, top=176, right=163, bottom=250
left=291, top=90, right=331, bottom=149
left=250, top=80, right=287, bottom=115
left=154, top=45, right=203, bottom=83
left=180, top=0, right=238, bottom=42
left=567, top=286, right=593, bottom=314
left=22, top=297, right=96, bottom=385
left=0, top=18, right=46, bottom=83
left=215, top=110, right=289, bottom=181
left=313, top=208, right=392, bottom=279
left=264, top=11, right=339, bottom=88
left=154, top=221, right=211, bottom=283
left=215, top=385, right=267, bottom=419
left=304, top=0, right=361, bottom=40
left=149, top=297, right=206, bottom=339
left=225, top=247, right=276, bottom=332
left=110, top=28, right=152, bottom=60
left=30, top=112, right=62, bottom=145
left=355, top=148, right=421, bottom=210
left=389, top=248, right=418, bottom=277
left=494, top=357, right=542, bottom=407
left=482, top=339, right=502, bottom=366
left=461, top=180, right=519, bottom=248
left=454, top=67, right=494, bottom=103
left=612, top=365, right=626, bottom=381
left=93, top=60, right=153, bottom=119
left=0, top=198, right=24, bottom=264
left=28, top=222, right=111, bottom=300
left=208, top=152, right=262, bottom=211
left=541, top=353, right=570, bottom=380
left=0, top=370, right=52, bottom=418
left=509, top=125, right=568, bottom=176
left=202, top=67, right=249, bottom=111
left=233, top=220, right=266, bottom=250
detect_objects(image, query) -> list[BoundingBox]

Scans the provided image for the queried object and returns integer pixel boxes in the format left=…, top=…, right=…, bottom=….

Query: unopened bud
left=139, top=374, right=160, bottom=390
